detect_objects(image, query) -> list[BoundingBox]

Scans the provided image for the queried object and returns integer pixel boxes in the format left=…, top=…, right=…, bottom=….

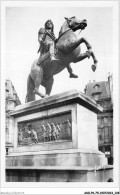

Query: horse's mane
left=58, top=21, right=67, bottom=37
left=58, top=16, right=76, bottom=37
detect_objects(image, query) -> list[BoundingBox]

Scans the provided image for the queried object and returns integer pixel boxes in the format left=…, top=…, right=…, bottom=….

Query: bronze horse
left=25, top=16, right=98, bottom=102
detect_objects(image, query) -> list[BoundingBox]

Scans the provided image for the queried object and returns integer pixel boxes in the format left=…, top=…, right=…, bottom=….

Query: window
left=98, top=128, right=104, bottom=143
left=98, top=133, right=103, bottom=143
left=6, top=148, right=8, bottom=155
left=93, top=84, right=100, bottom=90
left=5, top=125, right=8, bottom=133
left=7, top=101, right=15, bottom=111
left=103, top=101, right=108, bottom=109
left=101, top=117, right=104, bottom=125
left=97, top=118, right=101, bottom=125
left=13, top=93, right=17, bottom=99
left=106, top=100, right=112, bottom=109
left=108, top=127, right=113, bottom=143
left=92, top=94, right=101, bottom=101
left=100, top=146, right=105, bottom=153
left=104, top=126, right=109, bottom=143
left=100, top=102, right=104, bottom=108
left=111, top=116, right=113, bottom=126
left=104, top=116, right=108, bottom=124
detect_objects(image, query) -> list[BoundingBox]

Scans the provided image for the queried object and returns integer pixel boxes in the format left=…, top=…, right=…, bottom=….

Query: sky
left=5, top=1, right=114, bottom=104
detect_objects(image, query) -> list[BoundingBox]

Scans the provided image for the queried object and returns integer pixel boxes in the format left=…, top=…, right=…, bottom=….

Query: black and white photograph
left=0, top=0, right=119, bottom=194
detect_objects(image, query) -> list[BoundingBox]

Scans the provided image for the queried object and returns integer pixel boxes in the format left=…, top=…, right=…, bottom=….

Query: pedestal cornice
left=9, top=90, right=103, bottom=118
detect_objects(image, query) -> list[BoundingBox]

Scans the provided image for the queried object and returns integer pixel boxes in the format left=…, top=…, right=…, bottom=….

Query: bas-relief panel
left=17, top=111, right=72, bottom=146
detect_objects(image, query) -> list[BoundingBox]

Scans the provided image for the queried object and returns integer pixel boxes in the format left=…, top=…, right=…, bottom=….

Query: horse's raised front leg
left=73, top=50, right=97, bottom=72
left=73, top=51, right=91, bottom=63
left=89, top=49, right=98, bottom=72
left=78, top=37, right=98, bottom=71
left=64, top=37, right=98, bottom=71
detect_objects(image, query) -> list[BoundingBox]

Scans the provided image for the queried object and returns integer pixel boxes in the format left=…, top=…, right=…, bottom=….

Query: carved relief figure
left=26, top=123, right=38, bottom=143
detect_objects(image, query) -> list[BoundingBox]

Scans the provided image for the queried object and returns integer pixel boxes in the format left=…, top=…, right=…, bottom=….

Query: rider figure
left=38, top=19, right=57, bottom=61
left=37, top=19, right=78, bottom=78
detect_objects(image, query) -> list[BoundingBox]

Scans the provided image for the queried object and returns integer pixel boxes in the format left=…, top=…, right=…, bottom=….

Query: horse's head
left=59, top=16, right=87, bottom=36
left=65, top=16, right=87, bottom=32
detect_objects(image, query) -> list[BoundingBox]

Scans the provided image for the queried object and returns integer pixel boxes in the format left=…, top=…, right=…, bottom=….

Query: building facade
left=84, top=75, right=113, bottom=165
left=5, top=79, right=21, bottom=155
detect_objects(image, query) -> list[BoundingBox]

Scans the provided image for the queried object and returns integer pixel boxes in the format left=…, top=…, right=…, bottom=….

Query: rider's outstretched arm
left=37, top=28, right=46, bottom=53
left=38, top=28, right=46, bottom=43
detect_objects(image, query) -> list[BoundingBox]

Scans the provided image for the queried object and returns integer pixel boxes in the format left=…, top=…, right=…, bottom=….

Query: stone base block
left=6, top=166, right=113, bottom=182
left=6, top=149, right=107, bottom=167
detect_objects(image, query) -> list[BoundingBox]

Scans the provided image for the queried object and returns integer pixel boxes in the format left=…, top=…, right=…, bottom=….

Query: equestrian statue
left=25, top=16, right=98, bottom=102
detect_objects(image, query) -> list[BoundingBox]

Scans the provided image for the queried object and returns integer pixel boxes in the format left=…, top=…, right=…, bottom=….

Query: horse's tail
left=25, top=74, right=35, bottom=103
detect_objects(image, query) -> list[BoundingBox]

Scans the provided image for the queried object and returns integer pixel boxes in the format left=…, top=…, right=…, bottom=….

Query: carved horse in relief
left=25, top=16, right=98, bottom=102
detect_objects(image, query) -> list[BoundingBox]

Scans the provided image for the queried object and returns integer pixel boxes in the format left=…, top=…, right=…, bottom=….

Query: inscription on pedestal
left=18, top=111, right=72, bottom=146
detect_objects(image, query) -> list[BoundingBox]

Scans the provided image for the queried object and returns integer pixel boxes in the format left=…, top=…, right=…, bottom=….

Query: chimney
left=108, top=72, right=111, bottom=82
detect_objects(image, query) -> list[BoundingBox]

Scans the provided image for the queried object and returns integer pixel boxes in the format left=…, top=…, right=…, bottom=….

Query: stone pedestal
left=6, top=90, right=113, bottom=182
